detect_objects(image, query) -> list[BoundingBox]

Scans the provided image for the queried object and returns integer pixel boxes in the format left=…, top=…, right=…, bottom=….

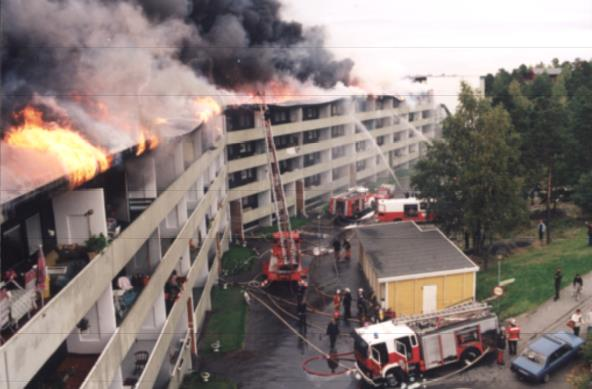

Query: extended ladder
left=259, top=97, right=296, bottom=266
left=392, top=301, right=493, bottom=333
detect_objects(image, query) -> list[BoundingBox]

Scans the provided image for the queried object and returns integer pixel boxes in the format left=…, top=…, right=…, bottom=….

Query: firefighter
left=496, top=327, right=507, bottom=365
left=342, top=239, right=352, bottom=261
left=357, top=288, right=367, bottom=321
left=326, top=317, right=340, bottom=349
left=332, top=239, right=341, bottom=262
left=333, top=289, right=342, bottom=319
left=342, top=288, right=352, bottom=321
left=297, top=301, right=307, bottom=334
left=296, top=281, right=307, bottom=305
left=506, top=319, right=521, bottom=355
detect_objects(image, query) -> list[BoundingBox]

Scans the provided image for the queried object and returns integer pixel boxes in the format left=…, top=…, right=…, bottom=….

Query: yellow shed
left=356, top=221, right=479, bottom=316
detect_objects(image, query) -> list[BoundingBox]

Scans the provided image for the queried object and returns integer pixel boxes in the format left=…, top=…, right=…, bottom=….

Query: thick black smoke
left=145, top=0, right=354, bottom=89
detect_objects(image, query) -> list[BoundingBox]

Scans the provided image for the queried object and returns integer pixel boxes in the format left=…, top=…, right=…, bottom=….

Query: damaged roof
left=355, top=221, right=478, bottom=281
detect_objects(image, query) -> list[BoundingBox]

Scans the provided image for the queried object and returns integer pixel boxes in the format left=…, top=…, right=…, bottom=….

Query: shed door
left=422, top=285, right=437, bottom=314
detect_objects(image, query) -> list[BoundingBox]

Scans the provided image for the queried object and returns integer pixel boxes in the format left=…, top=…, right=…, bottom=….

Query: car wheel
left=461, top=348, right=482, bottom=366
left=543, top=373, right=550, bottom=383
left=384, top=368, right=404, bottom=388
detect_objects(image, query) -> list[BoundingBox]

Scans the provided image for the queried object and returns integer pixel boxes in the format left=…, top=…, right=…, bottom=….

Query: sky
left=283, top=0, right=592, bottom=109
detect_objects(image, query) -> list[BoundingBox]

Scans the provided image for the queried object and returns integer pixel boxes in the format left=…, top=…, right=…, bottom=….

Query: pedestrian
left=357, top=288, right=367, bottom=321
left=506, top=319, right=521, bottom=356
left=332, top=239, right=341, bottom=262
left=342, top=239, right=352, bottom=261
left=342, top=288, right=352, bottom=321
left=326, top=317, right=340, bottom=349
left=496, top=327, right=507, bottom=366
left=586, top=221, right=592, bottom=246
left=297, top=301, right=307, bottom=334
left=296, top=281, right=307, bottom=305
left=538, top=219, right=546, bottom=243
left=573, top=273, right=584, bottom=300
left=554, top=268, right=563, bottom=301
left=333, top=289, right=342, bottom=315
left=571, top=309, right=583, bottom=337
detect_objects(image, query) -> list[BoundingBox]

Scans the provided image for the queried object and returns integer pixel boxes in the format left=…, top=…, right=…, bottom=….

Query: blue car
left=511, top=331, right=584, bottom=383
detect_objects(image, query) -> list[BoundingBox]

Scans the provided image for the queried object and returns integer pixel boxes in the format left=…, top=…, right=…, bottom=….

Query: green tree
left=568, top=86, right=592, bottom=179
left=412, top=83, right=526, bottom=267
left=574, top=171, right=592, bottom=215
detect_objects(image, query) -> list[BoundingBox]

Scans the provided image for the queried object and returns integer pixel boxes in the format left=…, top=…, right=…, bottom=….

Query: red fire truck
left=328, top=185, right=394, bottom=221
left=352, top=302, right=498, bottom=387
left=375, top=196, right=434, bottom=223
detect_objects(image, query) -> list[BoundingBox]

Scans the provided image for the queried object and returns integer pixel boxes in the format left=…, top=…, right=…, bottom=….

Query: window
left=371, top=343, right=389, bottom=364
left=270, top=108, right=290, bottom=125
left=331, top=101, right=345, bottom=116
left=409, top=112, right=415, bottom=122
left=332, top=146, right=346, bottom=159
left=356, top=99, right=369, bottom=112
left=303, top=106, right=320, bottom=120
left=456, top=327, right=479, bottom=345
left=356, top=160, right=366, bottom=172
left=355, top=141, right=366, bottom=152
left=376, top=136, right=385, bottom=146
left=303, top=152, right=320, bottom=168
left=548, top=345, right=571, bottom=364
left=376, top=118, right=385, bottom=128
left=375, top=99, right=384, bottom=110
left=303, top=129, right=320, bottom=144
left=331, top=125, right=345, bottom=138
left=362, top=120, right=374, bottom=130
left=404, top=204, right=418, bottom=217
left=226, top=109, right=254, bottom=131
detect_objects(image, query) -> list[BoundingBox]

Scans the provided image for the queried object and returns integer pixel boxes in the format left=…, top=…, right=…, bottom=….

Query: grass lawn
left=181, top=373, right=237, bottom=389
left=221, top=245, right=257, bottom=276
left=198, top=287, right=247, bottom=355
left=477, top=228, right=592, bottom=319
left=257, top=216, right=310, bottom=238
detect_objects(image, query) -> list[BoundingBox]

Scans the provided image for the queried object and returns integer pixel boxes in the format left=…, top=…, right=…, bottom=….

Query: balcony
left=0, top=141, right=225, bottom=387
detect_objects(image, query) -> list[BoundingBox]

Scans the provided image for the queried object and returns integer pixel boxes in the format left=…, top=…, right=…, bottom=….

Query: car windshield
left=521, top=347, right=547, bottom=365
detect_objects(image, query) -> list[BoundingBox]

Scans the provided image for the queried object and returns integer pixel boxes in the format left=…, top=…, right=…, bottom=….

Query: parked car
left=511, top=331, right=584, bottom=383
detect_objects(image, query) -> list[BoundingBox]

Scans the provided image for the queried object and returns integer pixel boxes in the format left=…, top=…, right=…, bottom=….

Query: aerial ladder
left=258, top=97, right=307, bottom=285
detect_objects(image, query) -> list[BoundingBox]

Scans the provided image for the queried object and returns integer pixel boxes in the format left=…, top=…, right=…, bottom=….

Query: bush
left=574, top=171, right=592, bottom=215
left=84, top=233, right=108, bottom=253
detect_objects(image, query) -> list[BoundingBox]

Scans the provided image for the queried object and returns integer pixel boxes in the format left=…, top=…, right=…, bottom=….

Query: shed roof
left=355, top=221, right=478, bottom=282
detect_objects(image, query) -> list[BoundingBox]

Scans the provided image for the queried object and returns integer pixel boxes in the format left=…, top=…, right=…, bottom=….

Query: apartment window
left=356, top=160, right=366, bottom=172
left=241, top=194, right=258, bottom=210
left=331, top=125, right=345, bottom=138
left=376, top=136, right=385, bottom=146
left=270, top=107, right=291, bottom=125
left=332, top=146, right=346, bottom=159
left=303, top=129, right=321, bottom=144
left=362, top=120, right=374, bottom=131
left=303, top=152, right=321, bottom=168
left=226, top=109, right=255, bottom=131
left=393, top=133, right=402, bottom=142
left=422, top=110, right=432, bottom=119
left=408, top=130, right=415, bottom=138
left=229, top=168, right=257, bottom=188
left=375, top=99, right=386, bottom=110
left=304, top=174, right=321, bottom=187
left=393, top=115, right=400, bottom=125
left=355, top=141, right=366, bottom=152
left=356, top=99, right=369, bottom=112
left=227, top=141, right=256, bottom=160
left=274, top=134, right=298, bottom=149
left=409, top=144, right=417, bottom=153
left=408, top=112, right=415, bottom=122
left=331, top=101, right=345, bottom=116
left=303, top=106, right=320, bottom=120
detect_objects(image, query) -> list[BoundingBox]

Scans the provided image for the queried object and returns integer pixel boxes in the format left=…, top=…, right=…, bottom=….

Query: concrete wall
left=52, top=189, right=108, bottom=245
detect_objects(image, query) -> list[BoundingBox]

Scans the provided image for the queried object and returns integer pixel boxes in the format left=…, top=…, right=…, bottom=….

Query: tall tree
left=412, top=83, right=526, bottom=268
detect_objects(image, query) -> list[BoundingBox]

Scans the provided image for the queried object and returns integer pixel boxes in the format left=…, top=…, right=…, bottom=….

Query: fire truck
left=328, top=184, right=394, bottom=221
left=352, top=302, right=498, bottom=387
left=375, top=196, right=434, bottom=223
left=259, top=101, right=307, bottom=285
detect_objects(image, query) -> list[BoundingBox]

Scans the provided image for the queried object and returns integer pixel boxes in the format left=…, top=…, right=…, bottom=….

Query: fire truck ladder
left=259, top=99, right=297, bottom=269
left=392, top=301, right=492, bottom=333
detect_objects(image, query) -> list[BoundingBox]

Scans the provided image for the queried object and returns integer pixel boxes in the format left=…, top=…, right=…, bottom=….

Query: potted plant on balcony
left=84, top=233, right=108, bottom=259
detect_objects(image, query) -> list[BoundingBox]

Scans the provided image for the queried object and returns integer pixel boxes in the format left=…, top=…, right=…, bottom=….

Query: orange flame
left=135, top=129, right=160, bottom=156
left=192, top=97, right=222, bottom=122
left=4, top=106, right=111, bottom=187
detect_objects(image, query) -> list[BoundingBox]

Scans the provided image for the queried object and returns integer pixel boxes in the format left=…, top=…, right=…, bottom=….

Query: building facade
left=225, top=94, right=443, bottom=238
left=0, top=92, right=441, bottom=388
left=0, top=118, right=229, bottom=389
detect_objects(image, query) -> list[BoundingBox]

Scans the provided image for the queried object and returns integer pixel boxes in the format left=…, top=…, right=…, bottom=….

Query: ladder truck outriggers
left=258, top=99, right=307, bottom=286
left=352, top=302, right=499, bottom=387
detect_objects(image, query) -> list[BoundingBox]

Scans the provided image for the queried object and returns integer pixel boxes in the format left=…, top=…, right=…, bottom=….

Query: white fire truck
left=352, top=302, right=498, bottom=387
left=375, top=196, right=434, bottom=223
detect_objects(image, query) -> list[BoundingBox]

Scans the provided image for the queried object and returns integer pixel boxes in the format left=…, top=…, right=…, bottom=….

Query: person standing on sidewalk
left=573, top=273, right=584, bottom=300
left=506, top=319, right=521, bottom=355
left=538, top=219, right=546, bottom=244
left=342, top=288, right=352, bottom=321
left=571, top=309, right=583, bottom=337
left=332, top=239, right=341, bottom=263
left=554, top=268, right=563, bottom=301
left=496, top=327, right=507, bottom=366
left=586, top=221, right=592, bottom=246
left=333, top=289, right=342, bottom=319
left=297, top=301, right=307, bottom=334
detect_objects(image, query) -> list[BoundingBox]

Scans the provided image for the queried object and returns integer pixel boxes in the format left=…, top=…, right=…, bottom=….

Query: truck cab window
left=371, top=342, right=389, bottom=364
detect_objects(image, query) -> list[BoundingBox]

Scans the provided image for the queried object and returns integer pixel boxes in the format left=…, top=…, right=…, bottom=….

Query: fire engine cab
left=352, top=302, right=498, bottom=387
left=376, top=196, right=434, bottom=223
left=329, top=185, right=395, bottom=221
